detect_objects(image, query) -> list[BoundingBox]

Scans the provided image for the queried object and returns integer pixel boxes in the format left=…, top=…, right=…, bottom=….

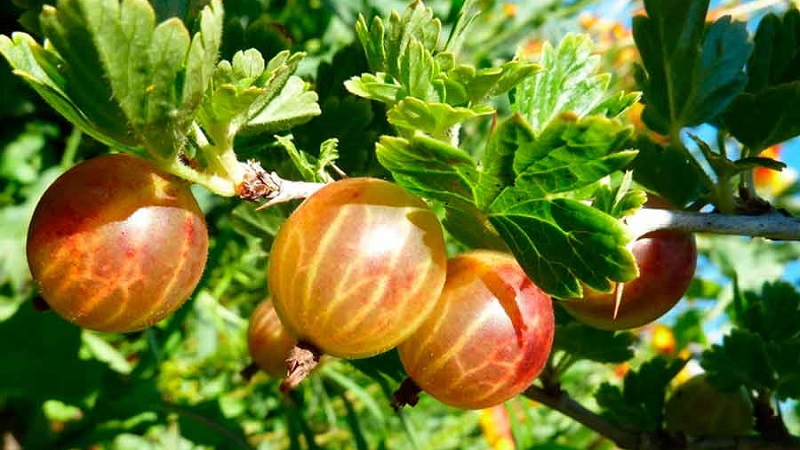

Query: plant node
left=280, top=341, right=323, bottom=392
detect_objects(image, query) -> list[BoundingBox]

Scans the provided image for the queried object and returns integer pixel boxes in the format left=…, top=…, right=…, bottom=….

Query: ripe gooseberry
left=268, top=177, right=447, bottom=390
left=560, top=197, right=697, bottom=330
left=664, top=373, right=754, bottom=437
left=396, top=250, right=555, bottom=410
left=26, top=154, right=208, bottom=333
left=246, top=298, right=297, bottom=378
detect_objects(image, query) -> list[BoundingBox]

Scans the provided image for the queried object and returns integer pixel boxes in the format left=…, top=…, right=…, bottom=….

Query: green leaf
left=475, top=115, right=534, bottom=210
left=512, top=34, right=612, bottom=133
left=387, top=97, right=490, bottom=139
left=554, top=305, right=635, bottom=363
left=700, top=328, right=776, bottom=391
left=596, top=357, right=687, bottom=431
left=0, top=303, right=107, bottom=405
left=453, top=60, right=542, bottom=106
left=243, top=75, right=320, bottom=135
left=723, top=83, right=800, bottom=152
left=633, top=0, right=751, bottom=134
left=488, top=196, right=636, bottom=299
left=628, top=136, right=706, bottom=207
left=2, top=0, right=223, bottom=157
left=702, top=329, right=776, bottom=392
left=744, top=8, right=800, bottom=92
left=42, top=0, right=222, bottom=158
left=0, top=32, right=136, bottom=149
left=511, top=116, right=636, bottom=198
left=345, top=72, right=403, bottom=104
left=375, top=134, right=478, bottom=208
left=768, top=338, right=800, bottom=400
left=591, top=171, right=647, bottom=219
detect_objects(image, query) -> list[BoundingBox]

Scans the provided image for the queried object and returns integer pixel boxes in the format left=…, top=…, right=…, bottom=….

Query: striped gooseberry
left=246, top=298, right=297, bottom=378
left=26, top=154, right=208, bottom=333
left=395, top=250, right=555, bottom=410
left=268, top=177, right=447, bottom=389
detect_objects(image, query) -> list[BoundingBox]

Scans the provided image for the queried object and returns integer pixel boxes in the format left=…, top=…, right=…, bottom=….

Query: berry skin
left=247, top=299, right=297, bottom=378
left=268, top=177, right=447, bottom=360
left=26, top=154, right=208, bottom=332
left=397, top=250, right=555, bottom=410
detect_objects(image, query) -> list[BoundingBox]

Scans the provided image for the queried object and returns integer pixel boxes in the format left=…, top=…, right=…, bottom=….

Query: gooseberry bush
left=3, top=0, right=800, bottom=449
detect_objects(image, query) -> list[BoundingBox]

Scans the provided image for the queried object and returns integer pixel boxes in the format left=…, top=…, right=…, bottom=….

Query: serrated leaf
left=633, top=0, right=751, bottom=134
left=475, top=115, right=533, bottom=210
left=744, top=9, right=800, bottom=93
left=768, top=338, right=800, bottom=400
left=376, top=134, right=478, bottom=207
left=0, top=32, right=136, bottom=149
left=701, top=329, right=776, bottom=392
left=387, top=97, right=488, bottom=139
left=628, top=136, right=706, bottom=207
left=344, top=72, right=402, bottom=104
left=39, top=0, right=223, bottom=158
left=512, top=116, right=636, bottom=198
left=457, top=60, right=541, bottom=105
left=723, top=83, right=800, bottom=151
left=554, top=312, right=635, bottom=363
left=243, top=76, right=320, bottom=135
left=596, top=357, right=686, bottom=431
left=488, top=196, right=637, bottom=299
left=737, top=281, right=800, bottom=342
left=385, top=1, right=440, bottom=80
left=512, top=34, right=611, bottom=133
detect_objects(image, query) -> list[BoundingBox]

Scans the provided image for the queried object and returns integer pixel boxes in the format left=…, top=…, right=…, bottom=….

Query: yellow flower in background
left=480, top=405, right=516, bottom=450
left=754, top=145, right=798, bottom=198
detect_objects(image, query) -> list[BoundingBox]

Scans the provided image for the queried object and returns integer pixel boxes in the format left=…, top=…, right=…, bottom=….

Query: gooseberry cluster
left=26, top=154, right=698, bottom=410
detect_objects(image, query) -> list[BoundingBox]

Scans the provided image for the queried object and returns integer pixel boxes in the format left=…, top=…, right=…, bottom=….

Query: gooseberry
left=664, top=373, right=754, bottom=437
left=26, top=154, right=208, bottom=332
left=561, top=198, right=696, bottom=330
left=267, top=177, right=447, bottom=388
left=247, top=298, right=297, bottom=378
left=396, top=250, right=555, bottom=410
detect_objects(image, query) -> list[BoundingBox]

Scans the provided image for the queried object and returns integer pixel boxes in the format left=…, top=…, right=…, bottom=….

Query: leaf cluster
left=702, top=281, right=800, bottom=400
left=0, top=0, right=321, bottom=195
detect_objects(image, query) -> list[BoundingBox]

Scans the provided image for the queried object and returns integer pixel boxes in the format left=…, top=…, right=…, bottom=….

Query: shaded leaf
left=596, top=357, right=687, bottom=431
left=633, top=0, right=751, bottom=133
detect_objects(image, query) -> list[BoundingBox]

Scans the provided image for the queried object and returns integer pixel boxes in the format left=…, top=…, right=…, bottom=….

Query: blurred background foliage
left=2, top=0, right=800, bottom=449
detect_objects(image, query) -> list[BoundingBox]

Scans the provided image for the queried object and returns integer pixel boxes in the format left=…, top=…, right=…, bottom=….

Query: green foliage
left=553, top=305, right=635, bottom=364
left=378, top=113, right=639, bottom=298
left=633, top=0, right=751, bottom=135
left=3, top=0, right=800, bottom=448
left=511, top=33, right=637, bottom=133
left=703, top=281, right=800, bottom=399
left=595, top=357, right=687, bottom=431
left=724, top=8, right=800, bottom=152
left=346, top=0, right=539, bottom=137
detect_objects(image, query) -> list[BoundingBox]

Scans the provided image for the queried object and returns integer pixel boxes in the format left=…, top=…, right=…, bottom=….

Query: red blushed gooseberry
left=396, top=250, right=555, bottom=410
left=246, top=298, right=297, bottom=378
left=26, top=154, right=208, bottom=333
left=268, top=177, right=447, bottom=389
left=561, top=229, right=697, bottom=330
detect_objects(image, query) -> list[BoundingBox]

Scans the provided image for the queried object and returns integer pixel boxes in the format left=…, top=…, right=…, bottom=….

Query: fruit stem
left=624, top=208, right=800, bottom=242
left=280, top=341, right=323, bottom=392
left=391, top=377, right=422, bottom=411
left=240, top=362, right=260, bottom=382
